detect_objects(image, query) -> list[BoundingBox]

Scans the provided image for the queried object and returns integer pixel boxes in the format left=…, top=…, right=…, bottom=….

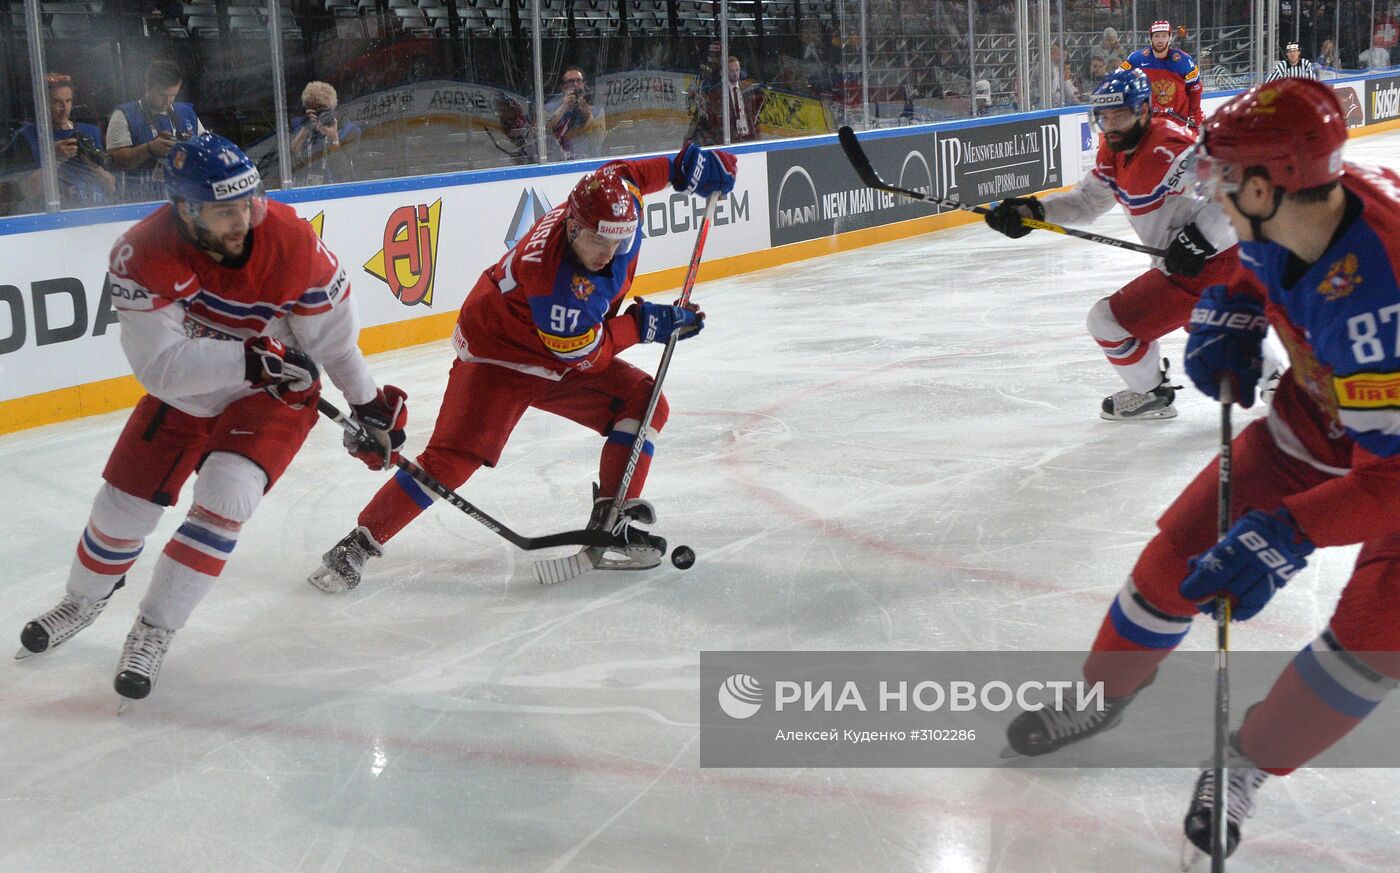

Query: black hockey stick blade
left=837, top=125, right=884, bottom=191
left=315, top=397, right=614, bottom=552
left=838, top=125, right=981, bottom=214
left=838, top=125, right=1165, bottom=256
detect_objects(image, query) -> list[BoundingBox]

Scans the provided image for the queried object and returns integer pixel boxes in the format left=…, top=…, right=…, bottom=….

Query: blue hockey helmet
left=164, top=133, right=266, bottom=255
left=164, top=133, right=265, bottom=208
left=1088, top=68, right=1152, bottom=127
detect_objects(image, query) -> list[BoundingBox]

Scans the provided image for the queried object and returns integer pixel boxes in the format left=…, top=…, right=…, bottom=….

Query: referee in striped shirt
left=1267, top=42, right=1319, bottom=80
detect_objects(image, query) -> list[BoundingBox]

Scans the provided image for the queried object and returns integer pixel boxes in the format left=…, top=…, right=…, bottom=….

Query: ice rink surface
left=4, top=131, right=1400, bottom=873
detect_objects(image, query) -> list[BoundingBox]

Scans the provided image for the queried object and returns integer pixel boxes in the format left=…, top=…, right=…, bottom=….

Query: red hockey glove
left=346, top=385, right=408, bottom=470
left=244, top=336, right=320, bottom=408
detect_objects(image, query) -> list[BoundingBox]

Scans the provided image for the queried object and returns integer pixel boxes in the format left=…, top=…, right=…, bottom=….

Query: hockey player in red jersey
left=308, top=144, right=738, bottom=592
left=15, top=134, right=408, bottom=702
left=1003, top=79, right=1400, bottom=860
left=1122, top=19, right=1204, bottom=129
left=984, top=68, right=1239, bottom=420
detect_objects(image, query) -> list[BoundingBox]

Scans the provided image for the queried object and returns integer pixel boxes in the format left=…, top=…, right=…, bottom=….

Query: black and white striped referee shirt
left=1266, top=59, right=1319, bottom=81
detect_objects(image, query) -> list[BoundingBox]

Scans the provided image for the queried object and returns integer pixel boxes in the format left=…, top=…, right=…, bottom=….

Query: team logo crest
left=365, top=199, right=442, bottom=307
left=571, top=273, right=595, bottom=301
left=1275, top=320, right=1340, bottom=423
left=1318, top=254, right=1363, bottom=301
left=1152, top=80, right=1177, bottom=106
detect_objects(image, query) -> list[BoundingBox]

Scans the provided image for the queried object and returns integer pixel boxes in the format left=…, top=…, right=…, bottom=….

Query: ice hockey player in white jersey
left=984, top=68, right=1239, bottom=420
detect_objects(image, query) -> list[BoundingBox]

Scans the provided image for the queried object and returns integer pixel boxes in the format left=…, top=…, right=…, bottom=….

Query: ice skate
left=1001, top=672, right=1152, bottom=758
left=584, top=496, right=666, bottom=572
left=308, top=526, right=383, bottom=593
left=1100, top=362, right=1180, bottom=421
left=16, top=577, right=125, bottom=659
left=533, top=493, right=665, bottom=585
left=114, top=616, right=176, bottom=703
left=1180, top=734, right=1268, bottom=868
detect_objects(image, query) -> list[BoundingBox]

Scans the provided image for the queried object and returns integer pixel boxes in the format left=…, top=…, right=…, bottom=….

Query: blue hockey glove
left=631, top=300, right=704, bottom=343
left=670, top=144, right=738, bottom=197
left=1184, top=284, right=1267, bottom=408
left=1179, top=509, right=1315, bottom=621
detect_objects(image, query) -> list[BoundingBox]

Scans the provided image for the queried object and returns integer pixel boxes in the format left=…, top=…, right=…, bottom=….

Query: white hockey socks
left=139, top=452, right=265, bottom=631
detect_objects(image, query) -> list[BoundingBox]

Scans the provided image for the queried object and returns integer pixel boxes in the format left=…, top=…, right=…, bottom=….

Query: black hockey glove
left=244, top=336, right=320, bottom=408
left=1163, top=223, right=1215, bottom=278
left=984, top=196, right=1044, bottom=239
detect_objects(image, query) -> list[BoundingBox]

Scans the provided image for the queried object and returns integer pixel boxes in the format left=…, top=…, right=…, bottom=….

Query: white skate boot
left=1181, top=733, right=1269, bottom=866
left=114, top=616, right=176, bottom=703
left=1101, top=360, right=1180, bottom=421
left=16, top=577, right=125, bottom=659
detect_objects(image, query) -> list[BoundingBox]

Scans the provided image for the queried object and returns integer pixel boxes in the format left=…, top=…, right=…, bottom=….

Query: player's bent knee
left=1128, top=533, right=1199, bottom=617
left=416, top=445, right=489, bottom=482
left=92, top=482, right=165, bottom=540
left=192, top=452, right=268, bottom=524
left=1086, top=296, right=1127, bottom=342
left=649, top=394, right=670, bottom=433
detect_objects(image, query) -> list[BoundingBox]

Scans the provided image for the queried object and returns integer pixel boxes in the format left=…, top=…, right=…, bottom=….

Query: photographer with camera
left=545, top=66, right=604, bottom=161
left=288, top=81, right=361, bottom=187
left=106, top=60, right=205, bottom=203
left=0, top=72, right=116, bottom=213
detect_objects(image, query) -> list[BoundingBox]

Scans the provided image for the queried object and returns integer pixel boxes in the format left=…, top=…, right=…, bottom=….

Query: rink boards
left=1, top=71, right=1397, bottom=435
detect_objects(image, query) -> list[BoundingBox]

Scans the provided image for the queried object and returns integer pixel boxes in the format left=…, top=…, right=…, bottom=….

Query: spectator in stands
left=1050, top=61, right=1081, bottom=107
left=693, top=54, right=764, bottom=145
left=1316, top=38, right=1338, bottom=68
left=0, top=72, right=116, bottom=214
left=1359, top=43, right=1393, bottom=69
left=289, top=81, right=361, bottom=186
left=544, top=65, right=603, bottom=161
left=106, top=60, right=205, bottom=203
left=1084, top=56, right=1110, bottom=93
left=1091, top=27, right=1126, bottom=69
left=1174, top=25, right=1195, bottom=56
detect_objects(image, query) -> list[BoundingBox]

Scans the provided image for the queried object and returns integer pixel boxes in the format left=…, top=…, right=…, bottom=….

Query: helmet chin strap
left=1228, top=186, right=1284, bottom=243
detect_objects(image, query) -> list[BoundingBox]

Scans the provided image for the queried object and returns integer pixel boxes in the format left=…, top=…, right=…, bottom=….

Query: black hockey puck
left=670, top=545, right=696, bottom=570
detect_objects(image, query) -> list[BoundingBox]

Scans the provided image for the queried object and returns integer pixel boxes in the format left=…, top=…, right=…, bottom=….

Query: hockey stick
left=533, top=189, right=722, bottom=585
left=836, top=125, right=1167, bottom=257
left=317, top=398, right=615, bottom=552
left=1210, top=378, right=1234, bottom=873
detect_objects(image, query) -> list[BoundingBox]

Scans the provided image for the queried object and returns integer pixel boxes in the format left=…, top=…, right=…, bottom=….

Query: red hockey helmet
left=1194, top=78, right=1346, bottom=197
left=567, top=165, right=640, bottom=251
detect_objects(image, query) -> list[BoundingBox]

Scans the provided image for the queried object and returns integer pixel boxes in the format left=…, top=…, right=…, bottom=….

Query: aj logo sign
left=365, top=199, right=443, bottom=306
